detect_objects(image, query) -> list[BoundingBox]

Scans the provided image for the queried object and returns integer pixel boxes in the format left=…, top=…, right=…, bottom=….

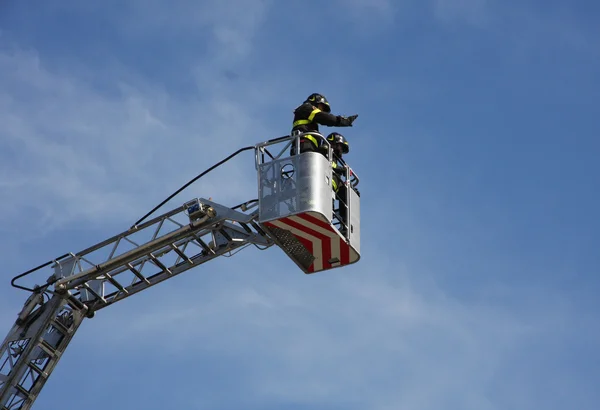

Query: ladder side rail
left=64, top=208, right=193, bottom=281
left=53, top=213, right=215, bottom=291
left=61, top=202, right=273, bottom=309
left=87, top=221, right=273, bottom=310
left=74, top=206, right=185, bottom=260
left=11, top=206, right=190, bottom=294
left=56, top=199, right=268, bottom=291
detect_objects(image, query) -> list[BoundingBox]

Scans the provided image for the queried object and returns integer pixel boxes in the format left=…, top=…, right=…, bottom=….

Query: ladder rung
left=250, top=221, right=268, bottom=237
left=39, top=341, right=57, bottom=357
left=193, top=235, right=213, bottom=254
left=15, top=384, right=31, bottom=397
left=171, top=243, right=193, bottom=265
left=27, top=361, right=46, bottom=377
left=50, top=318, right=69, bottom=334
left=239, top=222, right=253, bottom=233
left=149, top=254, right=171, bottom=275
left=81, top=283, right=107, bottom=304
left=67, top=295, right=85, bottom=311
left=127, top=263, right=150, bottom=284
left=104, top=272, right=128, bottom=295
left=218, top=229, right=233, bottom=242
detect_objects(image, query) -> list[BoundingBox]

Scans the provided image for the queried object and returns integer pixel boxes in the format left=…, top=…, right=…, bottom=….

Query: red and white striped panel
left=264, top=212, right=357, bottom=273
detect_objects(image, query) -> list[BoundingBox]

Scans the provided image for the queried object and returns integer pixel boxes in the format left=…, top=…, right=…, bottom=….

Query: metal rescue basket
left=255, top=132, right=361, bottom=274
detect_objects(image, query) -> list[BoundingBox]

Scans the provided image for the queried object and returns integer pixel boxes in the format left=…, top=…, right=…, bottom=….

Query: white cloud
left=76, top=254, right=555, bottom=409
left=118, top=0, right=272, bottom=59
left=0, top=50, right=169, bottom=231
left=0, top=1, right=277, bottom=235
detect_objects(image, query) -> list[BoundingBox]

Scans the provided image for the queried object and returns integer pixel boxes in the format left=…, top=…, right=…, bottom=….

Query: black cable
left=12, top=137, right=289, bottom=292
left=131, top=145, right=257, bottom=228
left=231, top=199, right=259, bottom=210
left=267, top=135, right=290, bottom=144
left=132, top=136, right=290, bottom=228
left=11, top=255, right=69, bottom=292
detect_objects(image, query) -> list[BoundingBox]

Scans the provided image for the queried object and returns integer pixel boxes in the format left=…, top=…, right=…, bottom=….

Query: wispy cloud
left=117, top=0, right=272, bottom=62
left=0, top=1, right=276, bottom=235
left=79, top=252, right=564, bottom=409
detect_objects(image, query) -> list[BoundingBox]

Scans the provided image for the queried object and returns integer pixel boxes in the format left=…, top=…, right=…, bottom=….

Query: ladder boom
left=0, top=294, right=87, bottom=410
left=1, top=197, right=273, bottom=410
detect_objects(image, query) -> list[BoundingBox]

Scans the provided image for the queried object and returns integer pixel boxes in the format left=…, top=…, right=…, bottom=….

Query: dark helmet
left=305, top=93, right=331, bottom=113
left=327, top=132, right=350, bottom=154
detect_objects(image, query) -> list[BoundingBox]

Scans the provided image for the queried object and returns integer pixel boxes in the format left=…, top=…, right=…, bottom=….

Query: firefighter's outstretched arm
left=295, top=103, right=358, bottom=127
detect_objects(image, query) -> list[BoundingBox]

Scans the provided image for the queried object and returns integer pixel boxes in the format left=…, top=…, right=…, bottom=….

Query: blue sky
left=1, top=0, right=599, bottom=409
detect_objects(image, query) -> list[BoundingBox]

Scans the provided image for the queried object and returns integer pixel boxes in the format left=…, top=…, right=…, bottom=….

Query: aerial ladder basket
left=255, top=132, right=361, bottom=274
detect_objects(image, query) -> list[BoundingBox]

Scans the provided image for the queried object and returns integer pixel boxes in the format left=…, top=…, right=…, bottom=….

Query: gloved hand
left=337, top=114, right=359, bottom=127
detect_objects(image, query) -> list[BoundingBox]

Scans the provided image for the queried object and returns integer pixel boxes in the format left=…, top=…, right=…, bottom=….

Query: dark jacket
left=291, top=103, right=354, bottom=149
left=331, top=160, right=345, bottom=192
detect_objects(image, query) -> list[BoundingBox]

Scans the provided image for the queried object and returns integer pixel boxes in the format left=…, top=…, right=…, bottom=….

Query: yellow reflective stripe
left=305, top=134, right=318, bottom=147
left=291, top=129, right=319, bottom=147
left=293, top=108, right=320, bottom=127
left=293, top=119, right=311, bottom=127
left=307, top=108, right=321, bottom=122
left=331, top=163, right=340, bottom=191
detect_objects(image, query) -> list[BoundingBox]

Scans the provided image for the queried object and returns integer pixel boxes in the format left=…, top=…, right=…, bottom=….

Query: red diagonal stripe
left=279, top=216, right=332, bottom=270
left=296, top=212, right=335, bottom=232
left=297, top=212, right=352, bottom=267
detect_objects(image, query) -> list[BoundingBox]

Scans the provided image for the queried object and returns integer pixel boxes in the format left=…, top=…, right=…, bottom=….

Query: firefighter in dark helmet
left=327, top=132, right=354, bottom=235
left=327, top=132, right=350, bottom=194
left=291, top=93, right=358, bottom=154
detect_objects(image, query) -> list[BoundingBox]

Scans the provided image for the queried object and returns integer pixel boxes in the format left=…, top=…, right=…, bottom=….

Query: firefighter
left=291, top=93, right=358, bottom=155
left=326, top=132, right=353, bottom=235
